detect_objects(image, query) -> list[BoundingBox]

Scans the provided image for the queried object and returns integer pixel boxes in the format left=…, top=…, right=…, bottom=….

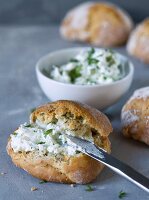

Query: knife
left=66, top=135, right=149, bottom=193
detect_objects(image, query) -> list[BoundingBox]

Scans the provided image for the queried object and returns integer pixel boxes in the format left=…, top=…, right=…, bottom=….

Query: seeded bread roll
left=7, top=100, right=112, bottom=184
left=121, top=87, right=149, bottom=145
left=60, top=2, right=133, bottom=47
left=127, top=18, right=149, bottom=63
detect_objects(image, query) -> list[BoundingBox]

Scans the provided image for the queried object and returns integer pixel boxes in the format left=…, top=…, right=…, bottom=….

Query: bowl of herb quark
left=36, top=47, right=134, bottom=109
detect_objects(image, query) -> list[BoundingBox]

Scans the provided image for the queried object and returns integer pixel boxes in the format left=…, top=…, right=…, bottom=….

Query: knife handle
left=87, top=150, right=149, bottom=193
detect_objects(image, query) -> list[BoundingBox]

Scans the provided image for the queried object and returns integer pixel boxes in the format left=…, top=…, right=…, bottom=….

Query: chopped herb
left=51, top=118, right=58, bottom=124
left=68, top=65, right=82, bottom=83
left=25, top=124, right=33, bottom=128
left=91, top=68, right=96, bottom=74
left=87, top=48, right=98, bottom=65
left=106, top=55, right=115, bottom=66
left=13, top=132, right=17, bottom=135
left=88, top=58, right=99, bottom=65
left=70, top=58, right=79, bottom=63
left=76, top=150, right=80, bottom=154
left=39, top=180, right=47, bottom=184
left=119, top=190, right=127, bottom=199
left=88, top=48, right=95, bottom=57
left=30, top=107, right=36, bottom=113
left=44, top=129, right=53, bottom=136
left=37, top=142, right=45, bottom=145
left=85, top=184, right=94, bottom=192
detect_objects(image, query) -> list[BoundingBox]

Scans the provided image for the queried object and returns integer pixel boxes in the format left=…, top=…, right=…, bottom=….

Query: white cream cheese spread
left=10, top=119, right=93, bottom=156
left=49, top=48, right=125, bottom=85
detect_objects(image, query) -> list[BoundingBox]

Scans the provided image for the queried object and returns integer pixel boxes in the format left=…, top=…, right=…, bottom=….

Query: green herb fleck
left=70, top=58, right=79, bottom=63
left=44, top=129, right=53, bottom=136
left=85, top=185, right=94, bottom=192
left=13, top=132, right=17, bottom=136
left=37, top=142, right=45, bottom=145
left=51, top=118, right=58, bottom=124
left=39, top=180, right=48, bottom=184
left=25, top=124, right=34, bottom=128
left=106, top=55, right=115, bottom=66
left=76, top=150, right=80, bottom=154
left=30, top=107, right=36, bottom=113
left=119, top=190, right=127, bottom=199
left=88, top=58, right=98, bottom=65
left=68, top=65, right=82, bottom=83
left=87, top=48, right=98, bottom=65
left=88, top=48, right=95, bottom=57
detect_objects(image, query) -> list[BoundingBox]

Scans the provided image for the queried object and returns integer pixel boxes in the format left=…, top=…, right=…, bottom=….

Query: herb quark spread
left=49, top=48, right=126, bottom=85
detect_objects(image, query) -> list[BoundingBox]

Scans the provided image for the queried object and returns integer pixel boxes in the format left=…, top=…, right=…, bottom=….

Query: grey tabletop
left=0, top=25, right=149, bottom=200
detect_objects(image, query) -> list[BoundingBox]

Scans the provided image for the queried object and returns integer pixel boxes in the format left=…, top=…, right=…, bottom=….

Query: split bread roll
left=127, top=18, right=149, bottom=63
left=121, top=87, right=149, bottom=145
left=60, top=2, right=133, bottom=47
left=7, top=100, right=112, bottom=184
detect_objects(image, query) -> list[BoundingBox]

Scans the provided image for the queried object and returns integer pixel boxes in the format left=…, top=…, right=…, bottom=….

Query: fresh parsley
left=87, top=48, right=98, bottom=65
left=39, top=180, right=48, bottom=184
left=88, top=58, right=99, bottom=65
left=68, top=65, right=82, bottom=83
left=106, top=55, right=115, bottom=66
left=37, top=142, right=45, bottom=145
left=119, top=190, right=127, bottom=199
left=25, top=124, right=33, bottom=128
left=85, top=184, right=94, bottom=192
left=13, top=132, right=17, bottom=135
left=44, top=129, right=53, bottom=136
left=88, top=48, right=95, bottom=57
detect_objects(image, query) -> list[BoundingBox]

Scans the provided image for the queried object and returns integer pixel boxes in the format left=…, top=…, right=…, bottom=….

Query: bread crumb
left=31, top=187, right=38, bottom=191
left=0, top=172, right=6, bottom=175
left=70, top=184, right=75, bottom=187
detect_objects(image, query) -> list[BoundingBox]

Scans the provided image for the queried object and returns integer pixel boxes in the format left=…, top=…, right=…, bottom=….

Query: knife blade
left=66, top=134, right=149, bottom=193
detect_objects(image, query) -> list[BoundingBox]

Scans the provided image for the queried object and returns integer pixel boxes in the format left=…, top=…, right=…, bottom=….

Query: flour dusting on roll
left=60, top=2, right=133, bottom=47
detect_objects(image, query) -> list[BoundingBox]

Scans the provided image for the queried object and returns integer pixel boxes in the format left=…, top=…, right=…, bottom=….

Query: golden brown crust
left=7, top=100, right=112, bottom=183
left=30, top=100, right=112, bottom=138
left=127, top=18, right=149, bottom=63
left=60, top=2, right=133, bottom=47
left=7, top=141, right=104, bottom=184
left=121, top=88, right=149, bottom=145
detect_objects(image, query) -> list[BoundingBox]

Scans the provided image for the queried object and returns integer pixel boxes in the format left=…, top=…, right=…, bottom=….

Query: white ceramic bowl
left=36, top=47, right=134, bottom=109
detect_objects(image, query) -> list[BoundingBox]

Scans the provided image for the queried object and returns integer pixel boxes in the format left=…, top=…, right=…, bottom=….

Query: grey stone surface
left=0, top=25, right=149, bottom=200
left=0, top=0, right=149, bottom=24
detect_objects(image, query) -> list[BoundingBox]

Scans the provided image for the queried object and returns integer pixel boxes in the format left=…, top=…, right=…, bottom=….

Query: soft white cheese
left=50, top=48, right=126, bottom=85
left=10, top=120, right=91, bottom=156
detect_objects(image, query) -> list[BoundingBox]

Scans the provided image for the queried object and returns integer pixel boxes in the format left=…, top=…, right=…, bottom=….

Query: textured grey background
left=0, top=26, right=149, bottom=200
left=0, top=0, right=149, bottom=24
left=0, top=0, right=149, bottom=200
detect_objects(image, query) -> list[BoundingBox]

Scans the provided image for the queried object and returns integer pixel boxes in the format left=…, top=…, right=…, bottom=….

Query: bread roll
left=121, top=87, right=149, bottom=145
left=60, top=2, right=133, bottom=47
left=7, top=100, right=112, bottom=184
left=127, top=18, right=149, bottom=63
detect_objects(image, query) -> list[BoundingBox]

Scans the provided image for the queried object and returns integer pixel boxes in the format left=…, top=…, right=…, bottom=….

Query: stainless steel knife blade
left=66, top=134, right=149, bottom=193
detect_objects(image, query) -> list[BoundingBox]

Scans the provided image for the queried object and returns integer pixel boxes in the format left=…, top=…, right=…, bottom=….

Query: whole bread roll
left=60, top=2, right=133, bottom=47
left=7, top=100, right=112, bottom=184
left=127, top=18, right=149, bottom=63
left=121, top=87, right=149, bottom=145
